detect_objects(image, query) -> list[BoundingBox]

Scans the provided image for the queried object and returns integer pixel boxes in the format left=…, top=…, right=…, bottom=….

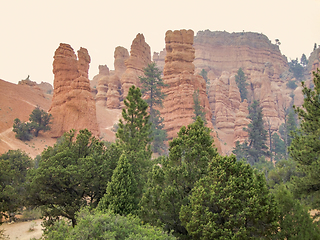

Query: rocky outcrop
left=160, top=29, right=221, bottom=152
left=233, top=100, right=250, bottom=144
left=120, top=34, right=151, bottom=99
left=153, top=49, right=166, bottom=73
left=95, top=47, right=129, bottom=108
left=49, top=43, right=99, bottom=137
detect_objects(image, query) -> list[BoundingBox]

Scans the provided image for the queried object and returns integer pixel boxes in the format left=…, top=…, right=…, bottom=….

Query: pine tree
left=235, top=68, right=249, bottom=102
left=180, top=155, right=279, bottom=239
left=116, top=85, right=151, bottom=155
left=290, top=69, right=320, bottom=208
left=29, top=106, right=52, bottom=137
left=246, top=100, right=269, bottom=165
left=116, top=85, right=152, bottom=198
left=140, top=117, right=218, bottom=239
left=139, top=62, right=168, bottom=154
left=98, top=154, right=138, bottom=215
left=273, top=184, right=320, bottom=239
left=192, top=89, right=207, bottom=124
left=271, top=133, right=285, bottom=162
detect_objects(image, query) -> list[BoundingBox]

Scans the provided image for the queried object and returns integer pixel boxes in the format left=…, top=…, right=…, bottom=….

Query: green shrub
left=286, top=80, right=298, bottom=89
left=44, top=208, right=176, bottom=240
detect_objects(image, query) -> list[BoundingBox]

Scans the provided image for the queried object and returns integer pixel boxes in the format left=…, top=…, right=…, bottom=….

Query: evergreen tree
left=232, top=140, right=250, bottom=161
left=180, top=155, right=279, bottom=239
left=246, top=100, right=269, bottom=165
left=271, top=133, right=285, bottom=162
left=273, top=184, right=320, bottom=239
left=199, top=69, right=208, bottom=83
left=0, top=150, right=32, bottom=223
left=98, top=154, right=138, bottom=215
left=289, top=58, right=304, bottom=80
left=192, top=89, right=207, bottom=124
left=139, top=63, right=167, bottom=154
left=12, top=118, right=33, bottom=141
left=29, top=106, right=52, bottom=137
left=300, top=53, right=308, bottom=67
left=116, top=85, right=152, bottom=197
left=290, top=69, right=320, bottom=209
left=140, top=117, right=218, bottom=239
left=117, top=85, right=151, bottom=155
left=235, top=68, right=249, bottom=102
left=27, top=129, right=115, bottom=227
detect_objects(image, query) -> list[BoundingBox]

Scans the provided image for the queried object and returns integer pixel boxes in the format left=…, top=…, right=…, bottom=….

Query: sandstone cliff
left=153, top=30, right=296, bottom=154
left=49, top=43, right=99, bottom=138
left=160, top=29, right=221, bottom=152
left=120, top=33, right=151, bottom=100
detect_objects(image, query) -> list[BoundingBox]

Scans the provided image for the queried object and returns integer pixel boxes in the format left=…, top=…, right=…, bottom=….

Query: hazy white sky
left=0, top=0, right=319, bottom=85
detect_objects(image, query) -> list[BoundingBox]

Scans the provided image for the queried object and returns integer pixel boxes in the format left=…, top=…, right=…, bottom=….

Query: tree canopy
left=0, top=150, right=32, bottom=223
left=140, top=117, right=218, bottom=239
left=290, top=69, right=320, bottom=208
left=180, top=154, right=279, bottom=239
left=235, top=68, right=249, bottom=102
left=139, top=62, right=168, bottom=154
left=27, top=129, right=115, bottom=227
left=192, top=89, right=207, bottom=124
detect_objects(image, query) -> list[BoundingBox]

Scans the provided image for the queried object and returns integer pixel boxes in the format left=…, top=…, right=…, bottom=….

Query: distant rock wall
left=160, top=29, right=221, bottom=152
left=49, top=43, right=99, bottom=137
left=95, top=46, right=129, bottom=109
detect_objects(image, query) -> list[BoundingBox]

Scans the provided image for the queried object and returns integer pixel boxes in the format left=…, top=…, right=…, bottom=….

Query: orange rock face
left=95, top=47, right=129, bottom=109
left=160, top=29, right=221, bottom=152
left=120, top=33, right=151, bottom=99
left=49, top=43, right=99, bottom=138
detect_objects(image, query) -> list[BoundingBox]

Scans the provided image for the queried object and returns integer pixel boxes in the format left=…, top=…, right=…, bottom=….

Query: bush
left=286, top=80, right=298, bottom=89
left=44, top=208, right=176, bottom=240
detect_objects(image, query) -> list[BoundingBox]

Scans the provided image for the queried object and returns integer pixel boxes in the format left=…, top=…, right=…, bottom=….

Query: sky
left=0, top=0, right=319, bottom=85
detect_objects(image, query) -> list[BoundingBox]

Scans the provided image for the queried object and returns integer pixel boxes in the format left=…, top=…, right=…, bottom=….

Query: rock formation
left=160, top=29, right=221, bottom=152
left=95, top=47, right=129, bottom=108
left=233, top=100, right=250, bottom=144
left=49, top=43, right=99, bottom=137
left=120, top=33, right=151, bottom=99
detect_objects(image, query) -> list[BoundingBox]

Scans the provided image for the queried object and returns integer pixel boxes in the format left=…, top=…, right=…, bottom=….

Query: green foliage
left=12, top=118, right=33, bottom=141
left=273, top=184, right=320, bottom=239
left=44, top=208, right=176, bottom=240
left=12, top=107, right=52, bottom=140
left=267, top=158, right=298, bottom=189
left=271, top=133, right=285, bottom=162
left=140, top=117, right=218, bottom=239
left=98, top=154, right=138, bottom=215
left=27, top=129, right=116, bottom=227
left=233, top=101, right=269, bottom=166
left=300, top=53, right=308, bottom=67
left=286, top=80, right=298, bottom=89
left=290, top=69, right=320, bottom=209
left=289, top=58, right=305, bottom=80
left=29, top=106, right=52, bottom=137
left=246, top=100, right=269, bottom=164
left=0, top=150, right=32, bottom=223
left=116, top=85, right=151, bottom=155
left=192, top=89, right=207, bottom=124
left=279, top=109, right=297, bottom=159
left=235, top=68, right=249, bottom=102
left=139, top=62, right=168, bottom=155
left=116, top=85, right=152, bottom=197
left=199, top=69, right=208, bottom=83
left=180, top=155, right=279, bottom=239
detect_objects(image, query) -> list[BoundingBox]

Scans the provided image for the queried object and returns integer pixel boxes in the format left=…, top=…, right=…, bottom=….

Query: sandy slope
left=0, top=219, right=43, bottom=240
